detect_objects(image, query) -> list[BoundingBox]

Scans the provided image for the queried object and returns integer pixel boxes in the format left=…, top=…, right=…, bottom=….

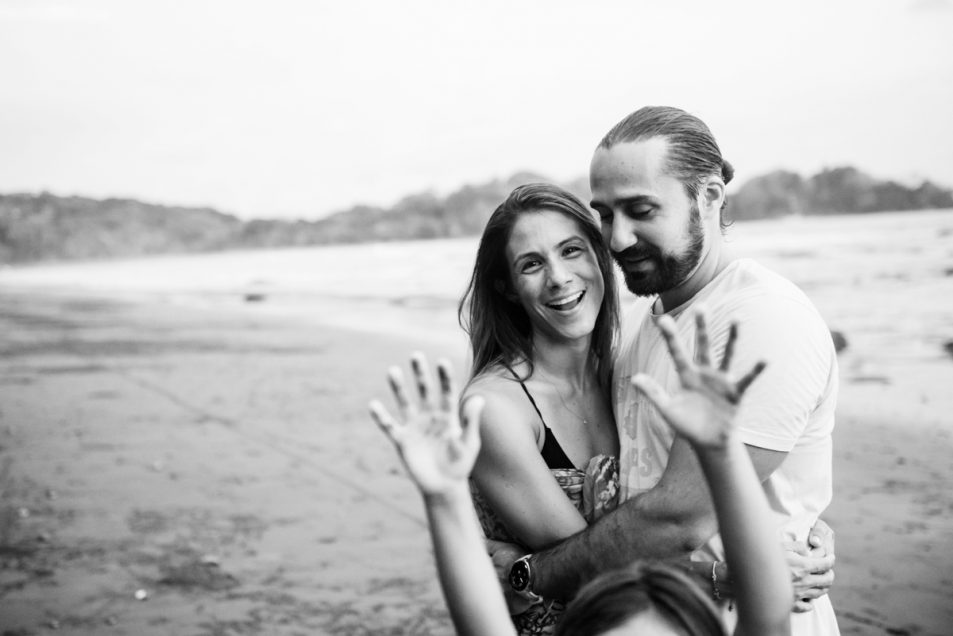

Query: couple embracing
left=372, top=105, right=839, bottom=636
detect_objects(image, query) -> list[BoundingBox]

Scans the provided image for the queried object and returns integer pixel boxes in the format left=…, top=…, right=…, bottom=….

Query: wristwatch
left=508, top=554, right=543, bottom=603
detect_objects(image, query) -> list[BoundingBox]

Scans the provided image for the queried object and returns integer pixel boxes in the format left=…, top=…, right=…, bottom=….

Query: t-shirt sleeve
left=713, top=292, right=836, bottom=452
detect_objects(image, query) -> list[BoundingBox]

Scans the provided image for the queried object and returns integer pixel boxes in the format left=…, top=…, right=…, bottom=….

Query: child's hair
left=555, top=561, right=726, bottom=636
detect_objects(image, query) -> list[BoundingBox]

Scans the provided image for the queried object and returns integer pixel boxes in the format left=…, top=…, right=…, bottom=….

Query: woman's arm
left=370, top=354, right=516, bottom=636
left=683, top=517, right=836, bottom=613
left=467, top=377, right=589, bottom=549
left=632, top=309, right=792, bottom=636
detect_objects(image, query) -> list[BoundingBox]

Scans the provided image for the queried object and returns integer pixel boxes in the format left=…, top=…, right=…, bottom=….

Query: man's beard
left=613, top=204, right=705, bottom=297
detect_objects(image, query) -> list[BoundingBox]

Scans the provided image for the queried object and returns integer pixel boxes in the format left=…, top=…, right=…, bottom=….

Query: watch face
left=509, top=558, right=530, bottom=592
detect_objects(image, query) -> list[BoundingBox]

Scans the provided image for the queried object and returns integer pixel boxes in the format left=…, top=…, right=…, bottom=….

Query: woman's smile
left=546, top=290, right=586, bottom=312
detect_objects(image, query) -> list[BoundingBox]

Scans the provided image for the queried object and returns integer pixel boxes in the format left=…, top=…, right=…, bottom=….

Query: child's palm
left=632, top=309, right=765, bottom=450
left=370, top=354, right=483, bottom=495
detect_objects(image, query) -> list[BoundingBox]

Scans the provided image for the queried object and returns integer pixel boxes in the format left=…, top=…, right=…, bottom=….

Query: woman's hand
left=631, top=306, right=766, bottom=450
left=786, top=518, right=836, bottom=612
left=370, top=352, right=484, bottom=497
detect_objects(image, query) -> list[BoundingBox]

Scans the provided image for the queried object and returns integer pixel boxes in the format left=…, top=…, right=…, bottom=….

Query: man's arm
left=529, top=436, right=787, bottom=600
left=520, top=294, right=838, bottom=603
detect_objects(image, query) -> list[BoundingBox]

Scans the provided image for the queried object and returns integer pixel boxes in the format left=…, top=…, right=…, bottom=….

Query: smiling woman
left=505, top=211, right=606, bottom=345
left=454, top=183, right=621, bottom=634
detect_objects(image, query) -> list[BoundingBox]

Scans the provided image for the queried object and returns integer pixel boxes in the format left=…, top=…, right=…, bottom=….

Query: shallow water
left=3, top=209, right=952, bottom=359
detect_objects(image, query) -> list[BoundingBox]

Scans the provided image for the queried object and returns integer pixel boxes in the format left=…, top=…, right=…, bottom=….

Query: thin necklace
left=556, top=390, right=588, bottom=426
left=539, top=370, right=590, bottom=426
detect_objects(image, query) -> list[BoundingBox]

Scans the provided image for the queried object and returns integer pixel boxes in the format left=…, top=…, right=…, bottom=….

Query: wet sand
left=1, top=288, right=951, bottom=635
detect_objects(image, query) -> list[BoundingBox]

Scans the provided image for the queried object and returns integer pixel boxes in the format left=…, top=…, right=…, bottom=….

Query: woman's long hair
left=555, top=562, right=726, bottom=636
left=458, top=183, right=618, bottom=391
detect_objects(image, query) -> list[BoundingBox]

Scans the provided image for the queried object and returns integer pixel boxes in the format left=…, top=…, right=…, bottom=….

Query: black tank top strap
left=503, top=363, right=576, bottom=470
left=539, top=424, right=576, bottom=470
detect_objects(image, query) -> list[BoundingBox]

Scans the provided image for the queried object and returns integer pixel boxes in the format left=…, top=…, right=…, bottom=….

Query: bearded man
left=497, top=106, right=840, bottom=636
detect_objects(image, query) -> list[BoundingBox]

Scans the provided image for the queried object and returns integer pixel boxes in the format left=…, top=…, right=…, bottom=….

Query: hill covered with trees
left=730, top=166, right=953, bottom=220
left=1, top=167, right=949, bottom=264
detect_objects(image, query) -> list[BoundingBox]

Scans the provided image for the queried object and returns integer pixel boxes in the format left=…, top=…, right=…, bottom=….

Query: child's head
left=555, top=562, right=726, bottom=636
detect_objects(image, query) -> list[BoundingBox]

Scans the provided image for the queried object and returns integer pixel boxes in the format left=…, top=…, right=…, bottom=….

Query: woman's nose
left=546, top=261, right=572, bottom=288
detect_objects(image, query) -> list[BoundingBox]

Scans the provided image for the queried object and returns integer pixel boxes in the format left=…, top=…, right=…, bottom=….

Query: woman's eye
left=563, top=245, right=583, bottom=257
left=520, top=260, right=542, bottom=273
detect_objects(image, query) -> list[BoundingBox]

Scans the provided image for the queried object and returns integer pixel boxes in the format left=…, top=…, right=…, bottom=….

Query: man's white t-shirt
left=613, top=258, right=840, bottom=636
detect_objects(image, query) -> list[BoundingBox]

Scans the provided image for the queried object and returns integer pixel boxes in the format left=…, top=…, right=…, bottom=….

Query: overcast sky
left=2, top=0, right=952, bottom=219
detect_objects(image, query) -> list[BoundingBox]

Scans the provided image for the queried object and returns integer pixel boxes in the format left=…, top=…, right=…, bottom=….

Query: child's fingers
left=410, top=351, right=435, bottom=410
left=694, top=306, right=711, bottom=367
left=369, top=399, right=401, bottom=443
left=436, top=358, right=457, bottom=415
left=736, top=360, right=767, bottom=396
left=631, top=373, right=672, bottom=416
left=387, top=366, right=416, bottom=420
left=720, top=322, right=738, bottom=372
left=655, top=315, right=693, bottom=381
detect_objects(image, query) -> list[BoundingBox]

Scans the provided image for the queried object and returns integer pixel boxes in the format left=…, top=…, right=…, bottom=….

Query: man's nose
left=606, top=216, right=638, bottom=253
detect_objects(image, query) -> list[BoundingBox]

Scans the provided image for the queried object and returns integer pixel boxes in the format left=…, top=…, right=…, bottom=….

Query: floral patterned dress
left=470, top=454, right=620, bottom=636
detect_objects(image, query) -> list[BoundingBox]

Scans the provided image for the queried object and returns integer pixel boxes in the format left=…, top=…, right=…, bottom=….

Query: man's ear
left=700, top=177, right=726, bottom=219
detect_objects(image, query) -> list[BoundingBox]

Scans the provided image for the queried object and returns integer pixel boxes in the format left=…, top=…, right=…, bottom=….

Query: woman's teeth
left=547, top=291, right=585, bottom=311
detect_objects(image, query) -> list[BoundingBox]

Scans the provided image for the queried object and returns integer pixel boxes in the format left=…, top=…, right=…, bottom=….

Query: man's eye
left=627, top=206, right=653, bottom=217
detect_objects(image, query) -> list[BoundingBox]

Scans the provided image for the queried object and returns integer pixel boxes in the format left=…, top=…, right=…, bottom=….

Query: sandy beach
left=0, top=289, right=465, bottom=635
left=1, top=249, right=952, bottom=635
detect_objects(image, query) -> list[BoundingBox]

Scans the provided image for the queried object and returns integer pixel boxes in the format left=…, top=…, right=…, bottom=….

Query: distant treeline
left=1, top=166, right=950, bottom=264
left=730, top=166, right=953, bottom=220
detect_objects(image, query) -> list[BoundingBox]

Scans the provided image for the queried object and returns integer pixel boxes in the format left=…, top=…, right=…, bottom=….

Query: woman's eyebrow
left=556, top=235, right=585, bottom=248
left=513, top=235, right=584, bottom=263
left=510, top=249, right=540, bottom=266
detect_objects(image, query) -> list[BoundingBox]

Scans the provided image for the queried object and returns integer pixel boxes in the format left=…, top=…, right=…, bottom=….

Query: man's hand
left=785, top=519, right=835, bottom=612
left=486, top=538, right=534, bottom=615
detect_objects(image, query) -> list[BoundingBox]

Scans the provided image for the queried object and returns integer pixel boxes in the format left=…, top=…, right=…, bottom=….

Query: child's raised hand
left=631, top=306, right=766, bottom=449
left=370, top=352, right=484, bottom=496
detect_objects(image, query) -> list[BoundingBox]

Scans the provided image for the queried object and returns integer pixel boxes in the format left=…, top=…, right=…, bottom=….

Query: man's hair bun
left=721, top=160, right=734, bottom=185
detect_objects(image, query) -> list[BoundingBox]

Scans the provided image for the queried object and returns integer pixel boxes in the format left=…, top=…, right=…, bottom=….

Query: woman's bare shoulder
left=464, top=362, right=524, bottom=399
left=462, top=364, right=536, bottom=434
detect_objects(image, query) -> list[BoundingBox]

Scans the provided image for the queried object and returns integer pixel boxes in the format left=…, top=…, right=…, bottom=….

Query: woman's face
left=504, top=209, right=605, bottom=345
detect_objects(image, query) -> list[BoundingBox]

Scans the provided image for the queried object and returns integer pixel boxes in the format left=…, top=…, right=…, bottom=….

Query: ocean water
left=725, top=209, right=953, bottom=364
left=2, top=209, right=952, bottom=358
